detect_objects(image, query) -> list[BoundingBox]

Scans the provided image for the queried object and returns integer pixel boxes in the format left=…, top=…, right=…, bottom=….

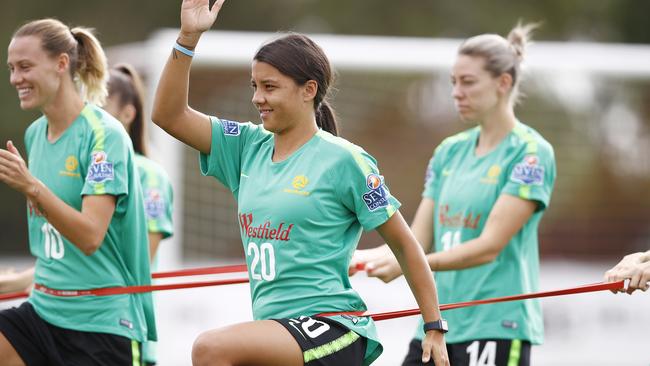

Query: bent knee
left=192, top=330, right=231, bottom=366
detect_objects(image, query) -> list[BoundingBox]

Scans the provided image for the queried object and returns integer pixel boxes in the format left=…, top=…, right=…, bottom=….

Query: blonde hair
left=13, top=19, right=108, bottom=105
left=458, top=22, right=539, bottom=105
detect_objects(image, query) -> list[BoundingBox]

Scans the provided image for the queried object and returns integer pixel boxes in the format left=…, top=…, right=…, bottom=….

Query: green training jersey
left=135, top=154, right=174, bottom=363
left=414, top=121, right=556, bottom=345
left=25, top=104, right=156, bottom=342
left=135, top=154, right=174, bottom=240
left=200, top=117, right=401, bottom=365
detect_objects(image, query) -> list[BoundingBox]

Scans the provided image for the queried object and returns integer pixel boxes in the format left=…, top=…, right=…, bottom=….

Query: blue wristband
left=174, top=42, right=195, bottom=57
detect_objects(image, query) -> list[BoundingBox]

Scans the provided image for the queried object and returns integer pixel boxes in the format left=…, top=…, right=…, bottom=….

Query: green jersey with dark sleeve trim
left=24, top=104, right=156, bottom=343
left=135, top=154, right=173, bottom=363
left=415, top=121, right=556, bottom=345
left=199, top=117, right=401, bottom=365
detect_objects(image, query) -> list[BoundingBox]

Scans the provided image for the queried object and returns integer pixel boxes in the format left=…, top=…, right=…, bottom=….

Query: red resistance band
left=3, top=277, right=624, bottom=322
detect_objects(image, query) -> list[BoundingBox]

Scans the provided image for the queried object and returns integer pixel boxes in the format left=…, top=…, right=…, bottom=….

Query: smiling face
left=7, top=35, right=66, bottom=110
left=250, top=60, right=313, bottom=134
left=451, top=54, right=505, bottom=123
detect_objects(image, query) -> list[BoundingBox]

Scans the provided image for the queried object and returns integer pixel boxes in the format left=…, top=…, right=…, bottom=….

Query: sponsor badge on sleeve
left=511, top=155, right=544, bottom=185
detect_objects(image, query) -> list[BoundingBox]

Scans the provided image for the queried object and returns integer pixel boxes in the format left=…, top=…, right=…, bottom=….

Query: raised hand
left=180, top=0, right=226, bottom=37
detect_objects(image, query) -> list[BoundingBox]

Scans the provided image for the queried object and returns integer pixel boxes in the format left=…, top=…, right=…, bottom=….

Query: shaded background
left=3, top=0, right=649, bottom=259
left=2, top=1, right=650, bottom=365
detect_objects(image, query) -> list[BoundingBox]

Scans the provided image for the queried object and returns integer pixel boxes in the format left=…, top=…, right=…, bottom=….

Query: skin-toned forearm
left=151, top=36, right=196, bottom=130
left=28, top=181, right=114, bottom=256
left=410, top=198, right=435, bottom=253
left=148, top=232, right=164, bottom=262
left=378, top=213, right=442, bottom=323
left=429, top=194, right=536, bottom=271
left=151, top=31, right=212, bottom=154
left=0, top=266, right=34, bottom=293
left=427, top=236, right=500, bottom=271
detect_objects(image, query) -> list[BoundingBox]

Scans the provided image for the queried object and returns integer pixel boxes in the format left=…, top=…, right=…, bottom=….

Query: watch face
left=424, top=319, right=448, bottom=333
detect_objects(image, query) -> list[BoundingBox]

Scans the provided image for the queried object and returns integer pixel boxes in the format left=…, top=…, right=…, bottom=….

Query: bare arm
left=350, top=197, right=435, bottom=279
left=376, top=212, right=449, bottom=365
left=0, top=266, right=34, bottom=294
left=148, top=232, right=164, bottom=262
left=0, top=142, right=115, bottom=255
left=428, top=194, right=536, bottom=271
left=151, top=0, right=226, bottom=154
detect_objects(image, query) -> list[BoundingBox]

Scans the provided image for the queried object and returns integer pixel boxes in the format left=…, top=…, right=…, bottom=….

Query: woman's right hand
left=180, top=0, right=226, bottom=39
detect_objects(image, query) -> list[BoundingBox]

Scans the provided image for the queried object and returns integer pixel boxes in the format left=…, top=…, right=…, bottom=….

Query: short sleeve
left=333, top=148, right=401, bottom=231
left=501, top=142, right=556, bottom=211
left=422, top=145, right=445, bottom=200
left=199, top=117, right=256, bottom=192
left=143, top=174, right=174, bottom=239
left=81, top=126, right=130, bottom=198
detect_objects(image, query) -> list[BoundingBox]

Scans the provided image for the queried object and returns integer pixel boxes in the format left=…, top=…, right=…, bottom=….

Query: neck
left=476, top=103, right=516, bottom=156
left=42, top=81, right=85, bottom=142
left=272, top=117, right=319, bottom=162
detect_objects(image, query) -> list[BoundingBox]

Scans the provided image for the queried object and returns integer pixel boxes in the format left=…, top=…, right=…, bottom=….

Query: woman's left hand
left=422, top=330, right=449, bottom=365
left=0, top=141, right=36, bottom=195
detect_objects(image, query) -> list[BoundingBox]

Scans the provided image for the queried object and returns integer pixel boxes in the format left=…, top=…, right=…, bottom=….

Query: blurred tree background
left=1, top=0, right=649, bottom=256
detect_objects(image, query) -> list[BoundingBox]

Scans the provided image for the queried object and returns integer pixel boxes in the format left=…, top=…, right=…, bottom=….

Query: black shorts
left=0, top=302, right=143, bottom=366
left=402, top=338, right=531, bottom=366
left=274, top=316, right=367, bottom=366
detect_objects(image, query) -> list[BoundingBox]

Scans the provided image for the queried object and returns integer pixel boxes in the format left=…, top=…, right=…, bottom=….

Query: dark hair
left=254, top=33, right=338, bottom=136
left=107, top=63, right=148, bottom=156
left=13, top=18, right=108, bottom=105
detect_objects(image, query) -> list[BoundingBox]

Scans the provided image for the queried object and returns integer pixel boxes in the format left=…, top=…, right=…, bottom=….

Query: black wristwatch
left=423, top=319, right=448, bottom=333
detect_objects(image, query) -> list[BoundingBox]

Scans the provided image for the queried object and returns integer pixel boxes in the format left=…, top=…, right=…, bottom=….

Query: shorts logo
left=511, top=155, right=544, bottom=186
left=144, top=188, right=165, bottom=219
left=86, top=151, right=114, bottom=184
left=363, top=173, right=389, bottom=211
left=222, top=120, right=240, bottom=136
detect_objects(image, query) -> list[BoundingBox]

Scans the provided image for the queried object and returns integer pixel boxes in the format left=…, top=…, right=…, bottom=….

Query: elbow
left=151, top=106, right=167, bottom=128
left=79, top=235, right=104, bottom=256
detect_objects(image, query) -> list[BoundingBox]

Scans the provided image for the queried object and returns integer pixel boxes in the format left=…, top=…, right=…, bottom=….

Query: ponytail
left=70, top=27, right=108, bottom=105
left=108, top=63, right=148, bottom=156
left=316, top=100, right=338, bottom=136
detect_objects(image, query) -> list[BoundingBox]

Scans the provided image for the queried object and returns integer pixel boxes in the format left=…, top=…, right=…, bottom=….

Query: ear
left=56, top=53, right=70, bottom=74
left=497, top=73, right=513, bottom=96
left=303, top=80, right=318, bottom=102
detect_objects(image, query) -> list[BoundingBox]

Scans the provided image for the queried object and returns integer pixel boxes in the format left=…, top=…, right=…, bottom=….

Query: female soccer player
left=152, top=1, right=449, bottom=365
left=353, top=23, right=557, bottom=366
left=105, top=63, right=174, bottom=366
left=0, top=19, right=155, bottom=365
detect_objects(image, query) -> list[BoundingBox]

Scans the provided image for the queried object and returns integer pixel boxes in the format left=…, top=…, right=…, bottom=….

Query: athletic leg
left=0, top=332, right=26, bottom=366
left=192, top=320, right=303, bottom=366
